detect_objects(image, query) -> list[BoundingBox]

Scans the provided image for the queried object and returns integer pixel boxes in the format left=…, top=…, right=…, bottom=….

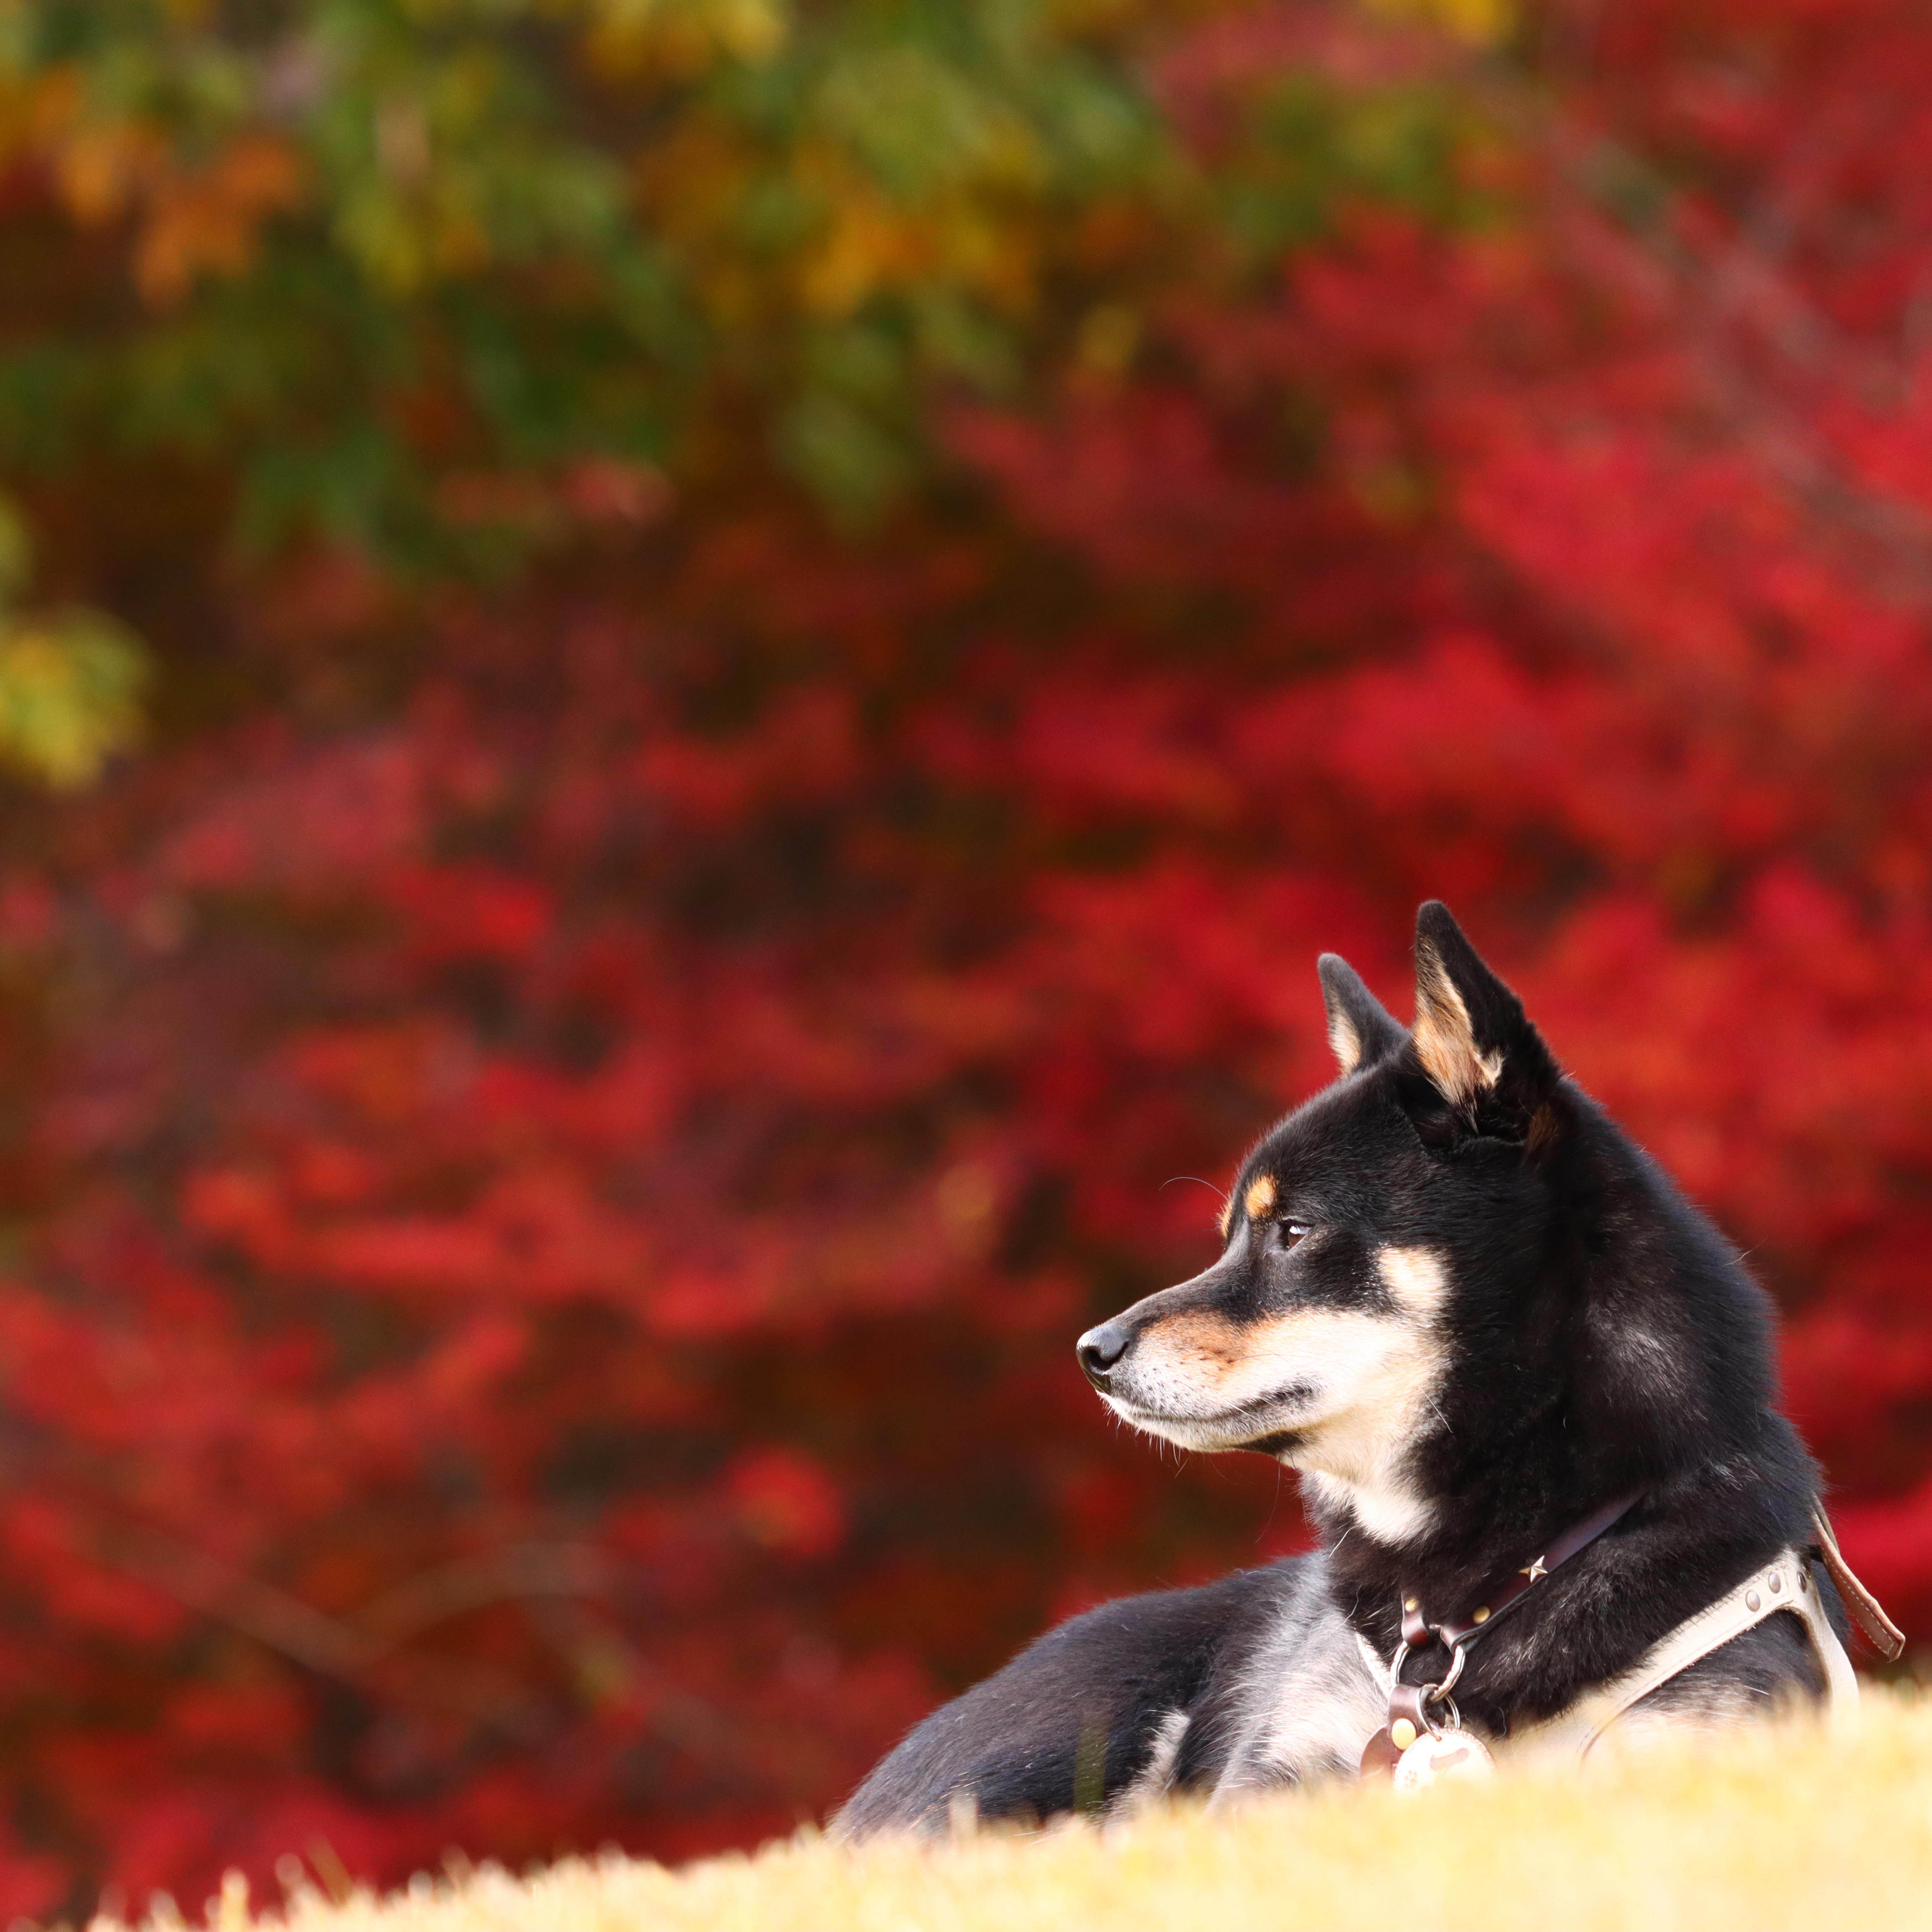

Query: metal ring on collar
left=1423, top=1641, right=1468, bottom=1705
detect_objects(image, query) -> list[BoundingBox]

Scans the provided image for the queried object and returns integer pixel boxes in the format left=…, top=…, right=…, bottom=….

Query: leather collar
left=1398, top=1490, right=1642, bottom=1652
left=1361, top=1490, right=1641, bottom=1776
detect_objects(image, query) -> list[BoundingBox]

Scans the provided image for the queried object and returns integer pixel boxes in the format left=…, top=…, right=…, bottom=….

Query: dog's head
left=1076, top=901, right=1571, bottom=1544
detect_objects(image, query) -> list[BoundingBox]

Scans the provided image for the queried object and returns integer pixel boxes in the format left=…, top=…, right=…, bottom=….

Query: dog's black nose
left=1077, top=1322, right=1132, bottom=1387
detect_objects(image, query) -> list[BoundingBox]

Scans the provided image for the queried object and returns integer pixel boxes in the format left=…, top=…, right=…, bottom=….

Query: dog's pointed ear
left=1407, top=902, right=1562, bottom=1143
left=1318, top=954, right=1406, bottom=1075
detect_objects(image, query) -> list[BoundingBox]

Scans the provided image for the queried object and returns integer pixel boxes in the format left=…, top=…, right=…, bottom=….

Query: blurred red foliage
left=2, top=0, right=1932, bottom=1917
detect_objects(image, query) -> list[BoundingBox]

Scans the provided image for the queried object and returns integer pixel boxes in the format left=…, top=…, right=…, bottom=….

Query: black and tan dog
left=839, top=903, right=1893, bottom=1833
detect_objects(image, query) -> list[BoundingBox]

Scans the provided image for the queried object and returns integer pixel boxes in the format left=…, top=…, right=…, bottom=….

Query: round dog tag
left=1392, top=1728, right=1496, bottom=1792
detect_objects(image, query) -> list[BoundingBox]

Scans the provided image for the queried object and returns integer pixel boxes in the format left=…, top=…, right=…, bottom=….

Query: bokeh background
left=0, top=0, right=1930, bottom=1915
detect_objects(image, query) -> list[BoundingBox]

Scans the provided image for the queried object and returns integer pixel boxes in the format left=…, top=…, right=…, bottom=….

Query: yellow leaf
left=1362, top=0, right=1515, bottom=45
left=581, top=0, right=788, bottom=81
left=0, top=610, right=147, bottom=788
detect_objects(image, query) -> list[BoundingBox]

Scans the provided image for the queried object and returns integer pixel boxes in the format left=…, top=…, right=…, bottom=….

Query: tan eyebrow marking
left=1244, top=1174, right=1277, bottom=1220
left=1217, top=1195, right=1235, bottom=1239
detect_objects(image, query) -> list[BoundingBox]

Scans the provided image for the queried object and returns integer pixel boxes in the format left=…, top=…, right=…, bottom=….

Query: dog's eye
left=1281, top=1222, right=1312, bottom=1249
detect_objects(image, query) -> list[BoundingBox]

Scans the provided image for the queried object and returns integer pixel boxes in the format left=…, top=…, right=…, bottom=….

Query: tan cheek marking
left=1155, top=1310, right=1242, bottom=1353
left=1377, top=1245, right=1449, bottom=1320
left=1245, top=1174, right=1277, bottom=1220
left=1217, top=1196, right=1234, bottom=1240
left=1141, top=1305, right=1339, bottom=1391
left=1143, top=1309, right=1247, bottom=1380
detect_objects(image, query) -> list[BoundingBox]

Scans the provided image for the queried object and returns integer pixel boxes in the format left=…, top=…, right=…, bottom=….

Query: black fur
left=834, top=1565, right=1296, bottom=1837
left=839, top=903, right=1849, bottom=1835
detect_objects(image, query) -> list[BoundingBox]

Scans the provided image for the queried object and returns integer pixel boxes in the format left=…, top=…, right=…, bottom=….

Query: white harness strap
left=1512, top=1548, right=1857, bottom=1763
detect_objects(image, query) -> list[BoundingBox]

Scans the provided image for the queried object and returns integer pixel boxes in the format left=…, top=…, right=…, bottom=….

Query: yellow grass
left=176, top=1688, right=1932, bottom=1932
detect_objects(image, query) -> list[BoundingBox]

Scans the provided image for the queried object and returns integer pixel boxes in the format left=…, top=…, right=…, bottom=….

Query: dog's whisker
left=1160, top=1175, right=1229, bottom=1208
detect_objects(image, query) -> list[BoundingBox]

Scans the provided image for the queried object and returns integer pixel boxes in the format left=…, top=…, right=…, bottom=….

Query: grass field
left=175, top=1689, right=1932, bottom=1932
